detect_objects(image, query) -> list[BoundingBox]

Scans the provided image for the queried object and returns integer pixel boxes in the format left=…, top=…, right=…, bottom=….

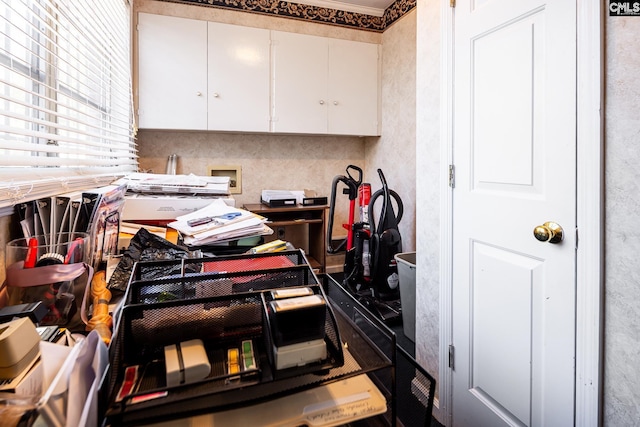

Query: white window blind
left=0, top=0, right=137, bottom=213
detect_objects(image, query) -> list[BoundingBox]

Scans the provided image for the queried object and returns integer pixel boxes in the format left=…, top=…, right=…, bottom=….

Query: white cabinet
left=271, top=31, right=380, bottom=136
left=271, top=31, right=328, bottom=134
left=208, top=23, right=270, bottom=132
left=327, top=38, right=380, bottom=136
left=137, top=14, right=380, bottom=135
left=137, top=14, right=270, bottom=132
left=137, top=13, right=208, bottom=130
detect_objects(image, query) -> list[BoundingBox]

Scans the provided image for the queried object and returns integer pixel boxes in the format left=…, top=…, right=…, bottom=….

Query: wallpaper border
left=155, top=0, right=416, bottom=32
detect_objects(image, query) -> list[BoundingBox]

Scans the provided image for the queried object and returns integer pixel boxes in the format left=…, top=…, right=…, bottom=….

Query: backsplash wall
left=136, top=130, right=367, bottom=229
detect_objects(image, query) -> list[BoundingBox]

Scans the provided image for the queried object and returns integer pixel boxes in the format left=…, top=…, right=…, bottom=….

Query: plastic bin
left=395, top=252, right=416, bottom=342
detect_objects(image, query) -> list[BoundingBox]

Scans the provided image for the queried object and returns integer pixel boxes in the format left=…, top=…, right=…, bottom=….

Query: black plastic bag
left=108, top=228, right=200, bottom=293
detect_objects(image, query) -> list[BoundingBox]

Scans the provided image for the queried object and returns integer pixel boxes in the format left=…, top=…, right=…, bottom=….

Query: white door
left=451, top=1, right=576, bottom=426
left=271, top=31, right=328, bottom=134
left=208, top=22, right=270, bottom=132
left=137, top=13, right=208, bottom=130
left=327, top=39, right=380, bottom=136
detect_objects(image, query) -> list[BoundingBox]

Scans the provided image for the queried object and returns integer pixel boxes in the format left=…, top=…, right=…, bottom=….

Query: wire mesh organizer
left=123, top=250, right=318, bottom=305
left=102, top=250, right=399, bottom=425
left=321, top=273, right=436, bottom=427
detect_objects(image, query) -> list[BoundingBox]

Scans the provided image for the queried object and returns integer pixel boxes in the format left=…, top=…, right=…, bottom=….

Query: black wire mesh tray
left=124, top=250, right=320, bottom=305
left=103, top=284, right=344, bottom=423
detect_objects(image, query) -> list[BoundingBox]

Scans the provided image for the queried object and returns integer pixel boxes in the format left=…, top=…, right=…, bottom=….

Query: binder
left=52, top=190, right=83, bottom=245
left=15, top=201, right=35, bottom=238
left=35, top=197, right=52, bottom=250
left=51, top=194, right=70, bottom=242
left=69, top=196, right=83, bottom=236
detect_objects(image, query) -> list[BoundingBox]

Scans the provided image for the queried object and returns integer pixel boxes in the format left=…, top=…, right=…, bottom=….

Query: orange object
left=87, top=270, right=113, bottom=344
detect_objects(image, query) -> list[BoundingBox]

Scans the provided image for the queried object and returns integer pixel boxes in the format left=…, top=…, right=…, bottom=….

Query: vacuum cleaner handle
left=368, top=168, right=403, bottom=234
left=368, top=188, right=404, bottom=235
left=345, top=165, right=363, bottom=189
left=327, top=165, right=361, bottom=254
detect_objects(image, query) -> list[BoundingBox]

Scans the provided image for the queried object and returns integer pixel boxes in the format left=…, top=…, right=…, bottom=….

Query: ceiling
left=290, top=0, right=396, bottom=17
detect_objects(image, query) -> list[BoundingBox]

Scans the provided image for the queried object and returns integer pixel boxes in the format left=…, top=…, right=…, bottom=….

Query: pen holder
left=3, top=232, right=92, bottom=331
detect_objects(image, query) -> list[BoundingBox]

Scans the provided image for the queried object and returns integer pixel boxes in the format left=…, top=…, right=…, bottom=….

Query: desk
left=243, top=203, right=327, bottom=273
left=101, top=272, right=396, bottom=426
left=145, top=373, right=386, bottom=426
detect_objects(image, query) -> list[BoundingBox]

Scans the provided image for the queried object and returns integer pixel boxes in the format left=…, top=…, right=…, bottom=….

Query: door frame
left=438, top=1, right=604, bottom=426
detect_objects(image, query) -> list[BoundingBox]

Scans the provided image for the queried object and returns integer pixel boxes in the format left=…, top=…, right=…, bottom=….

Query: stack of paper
left=261, top=190, right=305, bottom=205
left=114, top=172, right=230, bottom=195
left=168, top=200, right=273, bottom=246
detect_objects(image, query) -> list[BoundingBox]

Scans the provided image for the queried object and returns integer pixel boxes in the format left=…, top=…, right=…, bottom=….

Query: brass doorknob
left=533, top=222, right=564, bottom=244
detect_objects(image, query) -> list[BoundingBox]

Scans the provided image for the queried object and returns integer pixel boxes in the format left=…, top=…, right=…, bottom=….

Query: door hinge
left=448, top=165, right=455, bottom=188
left=575, top=227, right=579, bottom=250
left=449, top=345, right=455, bottom=369
left=450, top=0, right=455, bottom=7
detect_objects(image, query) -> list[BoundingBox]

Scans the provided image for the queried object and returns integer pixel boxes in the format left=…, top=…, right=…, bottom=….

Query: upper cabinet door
left=208, top=23, right=270, bottom=132
left=328, top=39, right=380, bottom=136
left=137, top=13, right=208, bottom=130
left=271, top=31, right=381, bottom=136
left=271, top=31, right=329, bottom=134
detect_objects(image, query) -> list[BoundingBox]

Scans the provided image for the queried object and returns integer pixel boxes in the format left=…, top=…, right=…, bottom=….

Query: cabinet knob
left=333, top=101, right=338, bottom=106
left=319, top=100, right=325, bottom=105
left=196, top=92, right=202, bottom=97
left=213, top=93, right=219, bottom=98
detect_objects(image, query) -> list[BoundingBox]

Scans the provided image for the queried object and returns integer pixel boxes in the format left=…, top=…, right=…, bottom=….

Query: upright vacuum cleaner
left=367, top=168, right=403, bottom=301
left=327, top=165, right=362, bottom=289
left=327, top=165, right=362, bottom=254
left=327, top=166, right=404, bottom=323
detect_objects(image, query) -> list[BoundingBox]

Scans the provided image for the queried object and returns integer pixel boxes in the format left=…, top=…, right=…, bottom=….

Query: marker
left=24, top=238, right=38, bottom=268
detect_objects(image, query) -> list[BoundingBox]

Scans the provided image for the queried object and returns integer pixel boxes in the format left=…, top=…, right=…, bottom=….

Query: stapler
left=0, top=301, right=48, bottom=325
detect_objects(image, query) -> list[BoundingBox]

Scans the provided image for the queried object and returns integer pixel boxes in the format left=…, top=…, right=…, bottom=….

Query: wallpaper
left=155, top=0, right=415, bottom=32
left=603, top=15, right=640, bottom=426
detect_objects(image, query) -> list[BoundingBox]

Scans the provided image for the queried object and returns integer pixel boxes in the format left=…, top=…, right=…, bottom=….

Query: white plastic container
left=394, top=252, right=416, bottom=342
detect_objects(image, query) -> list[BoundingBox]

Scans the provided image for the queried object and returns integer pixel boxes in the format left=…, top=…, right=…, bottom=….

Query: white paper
left=168, top=200, right=271, bottom=246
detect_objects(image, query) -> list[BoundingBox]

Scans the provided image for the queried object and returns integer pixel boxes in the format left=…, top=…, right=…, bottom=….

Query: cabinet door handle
left=196, top=92, right=202, bottom=97
left=213, top=93, right=219, bottom=98
left=333, top=101, right=338, bottom=106
left=319, top=100, right=325, bottom=105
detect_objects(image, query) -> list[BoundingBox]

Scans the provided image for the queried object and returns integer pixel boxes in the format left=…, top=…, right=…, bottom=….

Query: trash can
left=395, top=252, right=416, bottom=342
